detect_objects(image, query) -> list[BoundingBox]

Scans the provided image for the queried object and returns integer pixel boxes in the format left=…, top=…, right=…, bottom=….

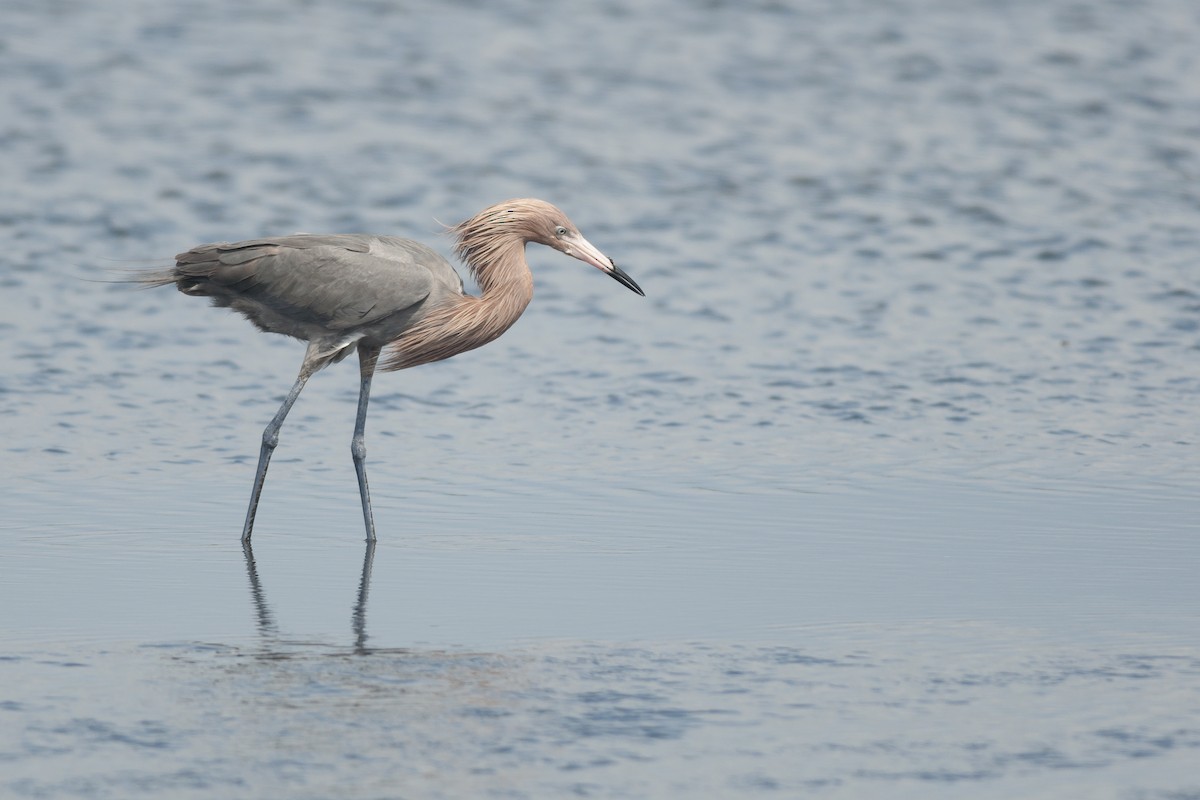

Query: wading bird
left=140, top=199, right=644, bottom=542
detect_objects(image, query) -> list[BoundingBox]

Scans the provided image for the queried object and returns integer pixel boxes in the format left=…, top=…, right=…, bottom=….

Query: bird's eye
left=554, top=226, right=568, bottom=238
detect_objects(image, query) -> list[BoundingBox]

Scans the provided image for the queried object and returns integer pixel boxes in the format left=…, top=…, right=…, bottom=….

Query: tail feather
left=94, top=267, right=178, bottom=288
left=129, top=268, right=179, bottom=288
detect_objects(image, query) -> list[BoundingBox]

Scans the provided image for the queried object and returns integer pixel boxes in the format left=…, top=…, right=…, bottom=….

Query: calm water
left=2, top=0, right=1199, bottom=797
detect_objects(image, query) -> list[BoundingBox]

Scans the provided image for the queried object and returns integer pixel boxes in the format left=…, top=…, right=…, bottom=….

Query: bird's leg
left=352, top=342, right=382, bottom=542
left=241, top=343, right=321, bottom=542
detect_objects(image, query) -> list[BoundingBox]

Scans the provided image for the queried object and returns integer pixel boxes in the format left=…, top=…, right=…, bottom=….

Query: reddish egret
left=140, top=199, right=643, bottom=542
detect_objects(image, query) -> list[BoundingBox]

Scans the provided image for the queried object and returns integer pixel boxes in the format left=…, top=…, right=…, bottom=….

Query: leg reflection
left=239, top=537, right=376, bottom=653
left=353, top=539, right=376, bottom=655
left=242, top=538, right=278, bottom=639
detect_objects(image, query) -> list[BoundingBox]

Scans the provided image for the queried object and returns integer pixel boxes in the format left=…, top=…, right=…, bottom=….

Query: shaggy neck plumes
left=451, top=200, right=548, bottom=295
left=456, top=231, right=532, bottom=297
left=380, top=204, right=539, bottom=371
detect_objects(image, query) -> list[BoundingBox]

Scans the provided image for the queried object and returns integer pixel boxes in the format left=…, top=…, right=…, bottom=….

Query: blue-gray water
left=2, top=0, right=1199, bottom=797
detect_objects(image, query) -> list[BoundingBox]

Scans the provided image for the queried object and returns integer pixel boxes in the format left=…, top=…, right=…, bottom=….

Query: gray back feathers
left=161, top=234, right=464, bottom=346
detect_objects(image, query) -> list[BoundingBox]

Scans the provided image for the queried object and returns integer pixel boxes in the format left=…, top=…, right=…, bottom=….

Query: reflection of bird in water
left=241, top=540, right=278, bottom=640
left=141, top=200, right=643, bottom=542
left=351, top=541, right=376, bottom=654
left=241, top=539, right=377, bottom=655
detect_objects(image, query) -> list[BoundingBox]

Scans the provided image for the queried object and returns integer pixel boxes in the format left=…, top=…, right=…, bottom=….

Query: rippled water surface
left=2, top=0, right=1199, bottom=797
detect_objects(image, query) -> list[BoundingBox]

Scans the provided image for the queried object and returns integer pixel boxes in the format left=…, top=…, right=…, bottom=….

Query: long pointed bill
left=568, top=234, right=646, bottom=297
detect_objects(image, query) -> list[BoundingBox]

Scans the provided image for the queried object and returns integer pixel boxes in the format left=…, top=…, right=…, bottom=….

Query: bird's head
left=454, top=198, right=644, bottom=296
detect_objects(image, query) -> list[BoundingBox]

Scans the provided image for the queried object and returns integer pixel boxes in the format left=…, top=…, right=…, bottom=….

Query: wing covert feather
left=173, top=234, right=462, bottom=331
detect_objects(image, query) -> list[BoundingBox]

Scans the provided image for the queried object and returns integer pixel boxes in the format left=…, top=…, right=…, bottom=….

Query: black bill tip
left=607, top=263, right=645, bottom=297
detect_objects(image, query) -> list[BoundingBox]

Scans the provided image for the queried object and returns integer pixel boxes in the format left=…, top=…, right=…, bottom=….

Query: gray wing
left=173, top=233, right=461, bottom=332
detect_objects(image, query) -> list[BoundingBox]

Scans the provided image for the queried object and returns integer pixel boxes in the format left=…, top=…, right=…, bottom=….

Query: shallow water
left=2, top=0, right=1200, bottom=797
left=3, top=480, right=1199, bottom=798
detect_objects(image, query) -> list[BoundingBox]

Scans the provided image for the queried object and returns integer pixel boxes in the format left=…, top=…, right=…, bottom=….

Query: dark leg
left=352, top=343, right=382, bottom=542
left=241, top=344, right=320, bottom=542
